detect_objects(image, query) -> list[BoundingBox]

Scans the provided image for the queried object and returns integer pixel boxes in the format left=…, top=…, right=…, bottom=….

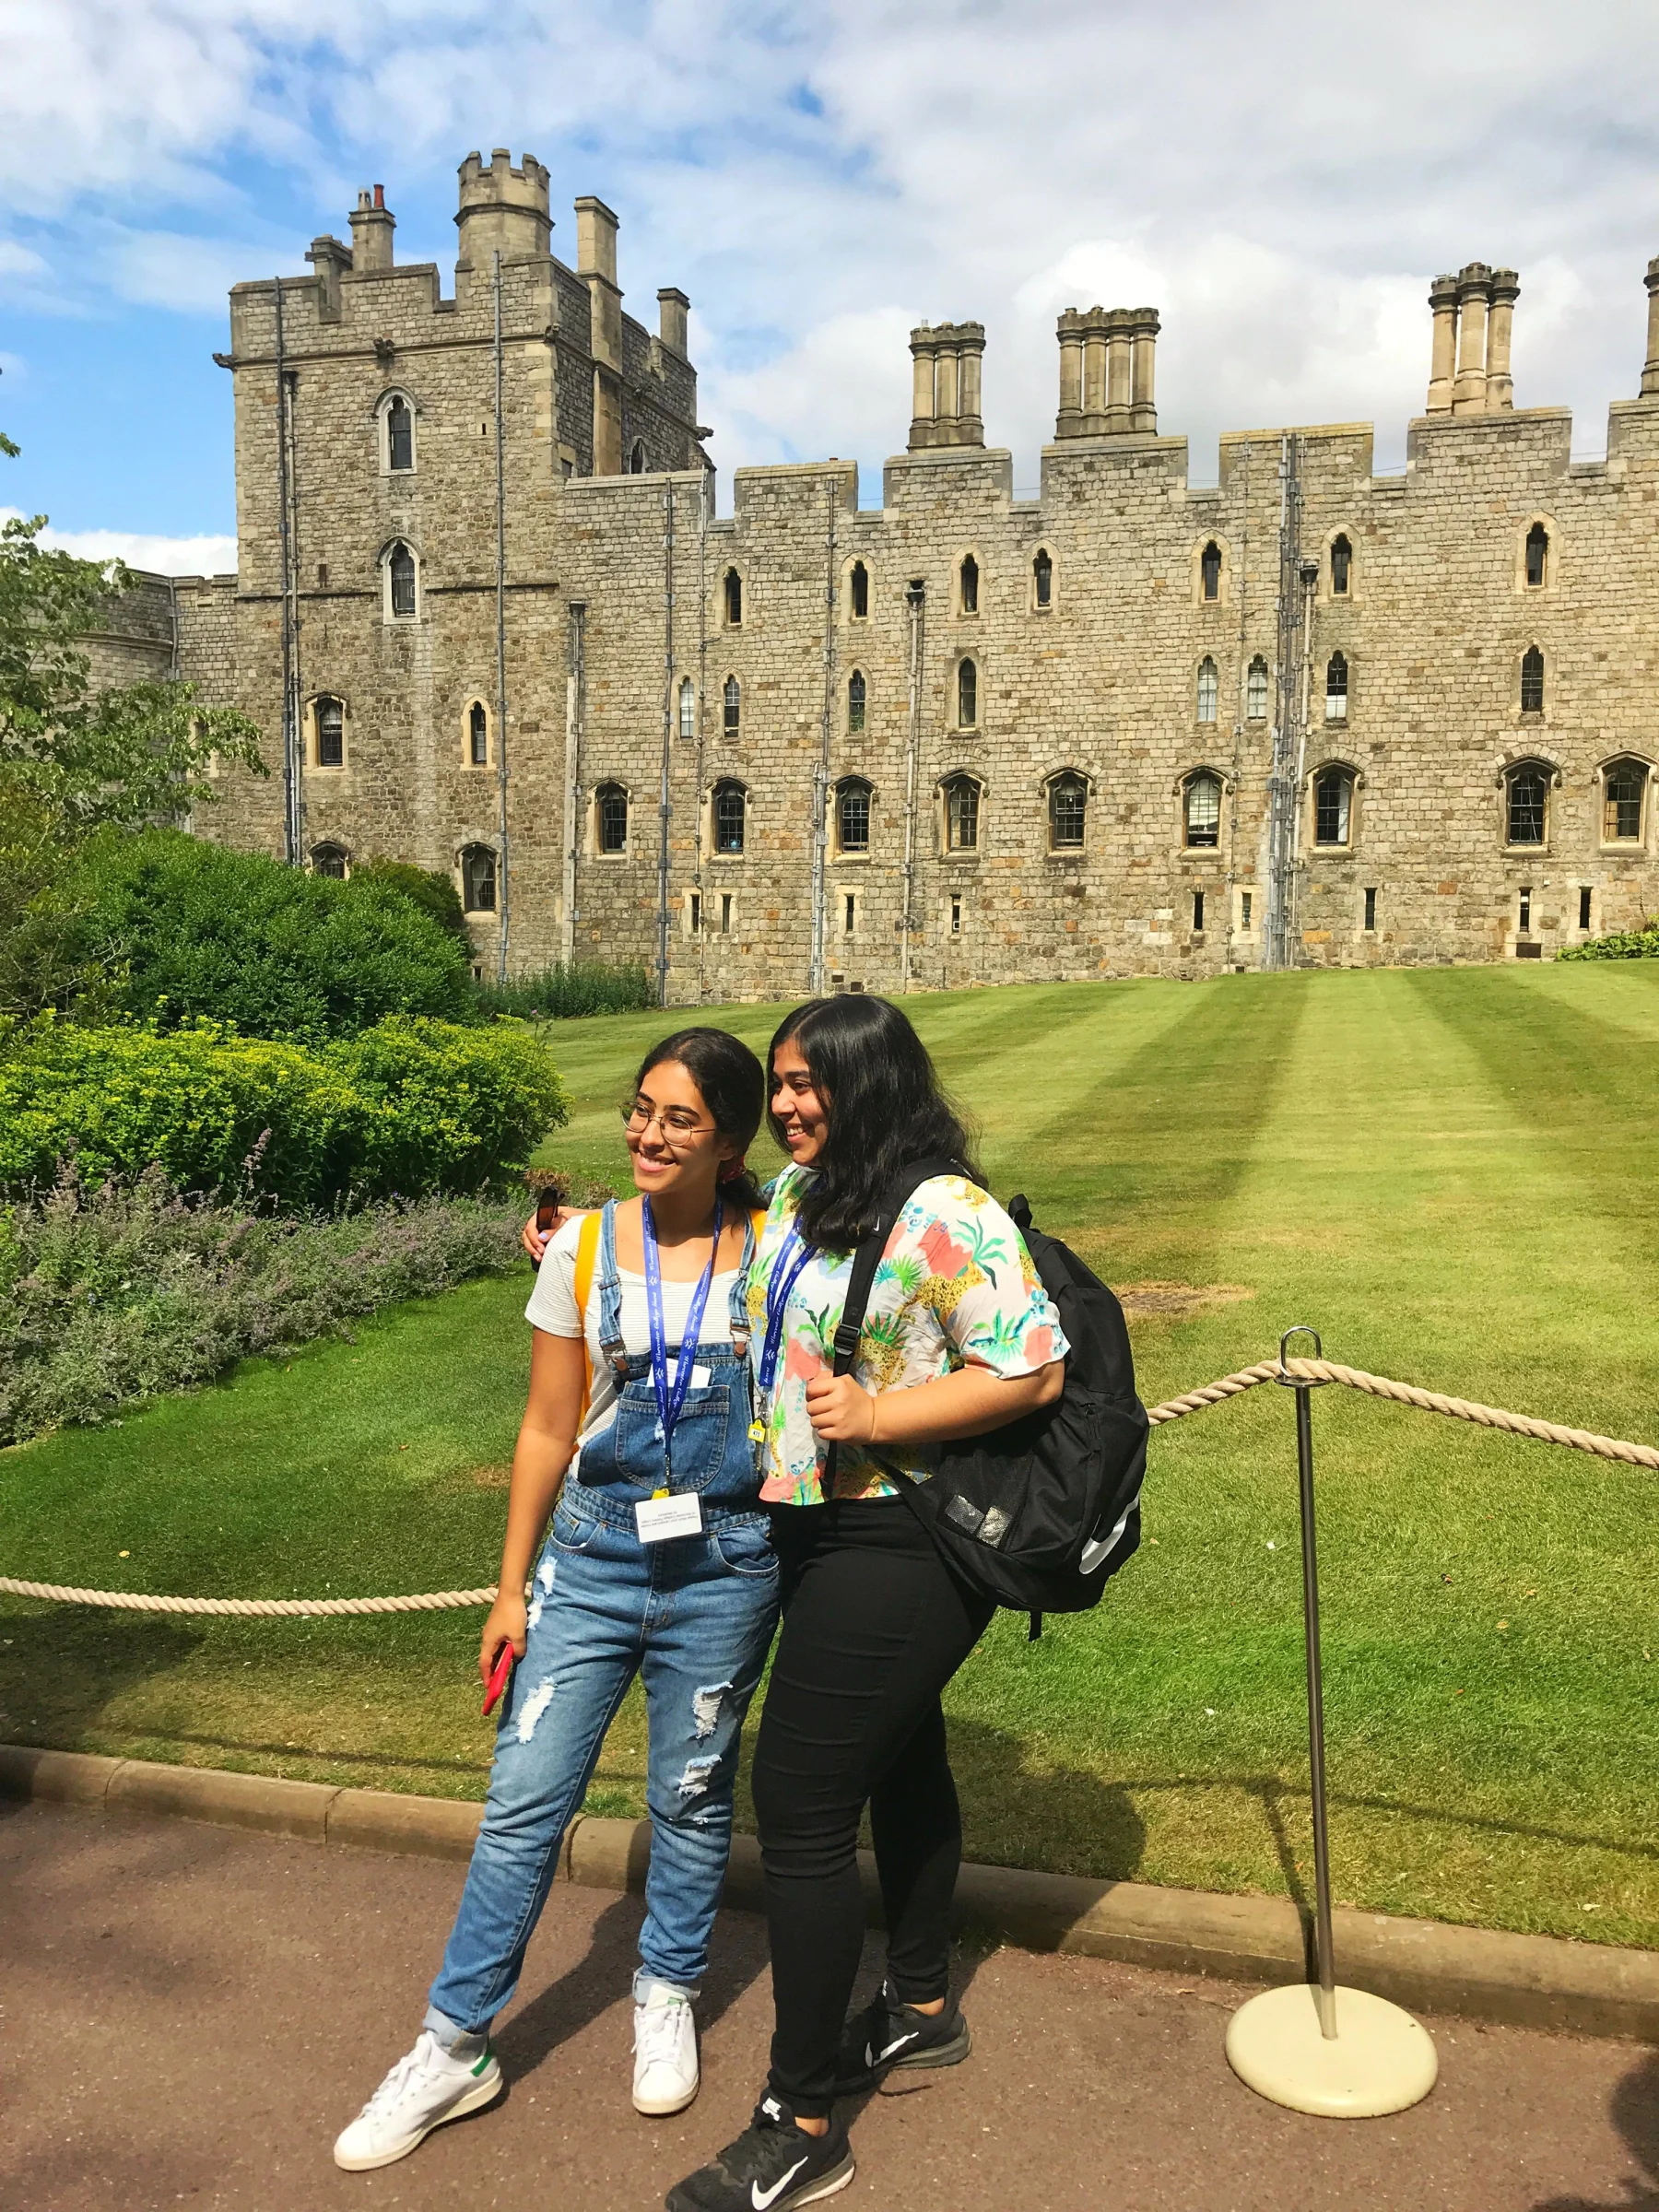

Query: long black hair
left=768, top=995, right=977, bottom=1251
left=635, top=1028, right=766, bottom=1213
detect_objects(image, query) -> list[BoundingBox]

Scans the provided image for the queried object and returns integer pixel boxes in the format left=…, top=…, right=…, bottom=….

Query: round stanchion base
left=1226, top=1983, right=1438, bottom=2117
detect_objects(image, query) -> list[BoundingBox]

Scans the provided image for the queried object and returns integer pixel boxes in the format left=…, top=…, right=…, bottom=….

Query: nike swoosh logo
left=752, top=2158, right=807, bottom=2210
left=877, top=2030, right=920, bottom=2062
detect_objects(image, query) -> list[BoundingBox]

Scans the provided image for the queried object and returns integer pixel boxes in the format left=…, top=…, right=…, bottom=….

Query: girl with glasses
left=334, top=1029, right=775, bottom=2171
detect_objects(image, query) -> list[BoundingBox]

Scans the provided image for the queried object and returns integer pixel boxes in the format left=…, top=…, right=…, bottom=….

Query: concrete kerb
left=5, top=1743, right=1656, bottom=2044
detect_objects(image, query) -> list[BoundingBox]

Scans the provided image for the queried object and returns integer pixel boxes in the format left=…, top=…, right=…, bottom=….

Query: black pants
left=752, top=1498, right=995, bottom=2115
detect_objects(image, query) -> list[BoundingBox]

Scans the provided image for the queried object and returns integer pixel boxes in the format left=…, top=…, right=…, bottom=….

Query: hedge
left=0, top=1016, right=569, bottom=1207
left=1557, top=921, right=1659, bottom=961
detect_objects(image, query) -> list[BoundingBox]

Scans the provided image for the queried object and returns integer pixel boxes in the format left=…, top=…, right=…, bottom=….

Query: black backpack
left=830, top=1157, right=1148, bottom=1638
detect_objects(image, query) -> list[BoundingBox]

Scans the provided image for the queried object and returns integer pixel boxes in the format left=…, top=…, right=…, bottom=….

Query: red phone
left=482, top=1641, right=514, bottom=1717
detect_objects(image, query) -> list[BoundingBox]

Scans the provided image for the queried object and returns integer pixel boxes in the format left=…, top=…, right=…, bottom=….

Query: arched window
left=1033, top=547, right=1053, bottom=609
left=1201, top=541, right=1221, bottom=602
left=460, top=843, right=498, bottom=912
left=1525, top=522, right=1549, bottom=589
left=314, top=695, right=345, bottom=769
left=1325, top=652, right=1348, bottom=722
left=724, top=568, right=742, bottom=626
left=385, top=394, right=414, bottom=473
left=850, top=560, right=869, bottom=619
left=1183, top=771, right=1222, bottom=849
left=847, top=670, right=866, bottom=735
left=311, top=841, right=348, bottom=879
left=958, top=657, right=978, bottom=728
left=468, top=700, right=488, bottom=767
left=1603, top=759, right=1649, bottom=843
left=1195, top=656, right=1218, bottom=724
left=712, top=780, right=746, bottom=854
left=596, top=782, right=629, bottom=854
left=678, top=677, right=695, bottom=740
left=1048, top=772, right=1087, bottom=852
left=1521, top=646, right=1545, bottom=715
left=629, top=441, right=646, bottom=475
left=1506, top=762, right=1549, bottom=846
left=386, top=540, right=418, bottom=620
left=1330, top=534, right=1352, bottom=596
left=1313, top=765, right=1354, bottom=848
left=1246, top=655, right=1269, bottom=721
left=723, top=676, right=740, bottom=736
left=837, top=778, right=872, bottom=853
left=959, top=554, right=979, bottom=615
left=943, top=774, right=980, bottom=852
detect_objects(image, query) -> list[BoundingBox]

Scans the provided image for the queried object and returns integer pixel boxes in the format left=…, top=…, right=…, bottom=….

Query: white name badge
left=665, top=1359, right=712, bottom=1393
left=635, top=1492, right=705, bottom=1544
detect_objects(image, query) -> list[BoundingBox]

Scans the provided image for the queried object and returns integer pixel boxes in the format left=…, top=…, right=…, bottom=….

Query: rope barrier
left=4, top=1355, right=1655, bottom=1616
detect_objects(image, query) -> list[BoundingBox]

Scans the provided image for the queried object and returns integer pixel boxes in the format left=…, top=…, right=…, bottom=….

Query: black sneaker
left=665, top=2095, right=853, bottom=2212
left=834, top=1982, right=972, bottom=2091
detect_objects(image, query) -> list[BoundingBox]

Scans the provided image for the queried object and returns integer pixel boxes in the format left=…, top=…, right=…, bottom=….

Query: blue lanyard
left=757, top=1223, right=814, bottom=1399
left=641, top=1194, right=723, bottom=1468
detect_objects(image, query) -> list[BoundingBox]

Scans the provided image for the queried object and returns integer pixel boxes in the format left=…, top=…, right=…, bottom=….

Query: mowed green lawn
left=5, top=962, right=1659, bottom=1947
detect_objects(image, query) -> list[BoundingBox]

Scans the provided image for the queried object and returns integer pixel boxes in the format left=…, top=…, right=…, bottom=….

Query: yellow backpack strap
left=572, top=1209, right=603, bottom=1429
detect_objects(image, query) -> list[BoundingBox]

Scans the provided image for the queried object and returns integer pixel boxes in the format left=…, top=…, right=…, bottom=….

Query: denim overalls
left=427, top=1203, right=780, bottom=2036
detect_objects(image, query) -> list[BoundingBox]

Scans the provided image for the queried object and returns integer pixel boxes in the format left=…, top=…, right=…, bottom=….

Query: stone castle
left=100, top=147, right=1659, bottom=996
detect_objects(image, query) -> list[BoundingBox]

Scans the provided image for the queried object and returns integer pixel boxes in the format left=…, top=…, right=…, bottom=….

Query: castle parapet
left=908, top=322, right=985, bottom=450
left=1054, top=306, right=1159, bottom=439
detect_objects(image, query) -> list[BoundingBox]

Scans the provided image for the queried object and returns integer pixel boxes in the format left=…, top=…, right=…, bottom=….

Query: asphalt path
left=3, top=1797, right=1654, bottom=2212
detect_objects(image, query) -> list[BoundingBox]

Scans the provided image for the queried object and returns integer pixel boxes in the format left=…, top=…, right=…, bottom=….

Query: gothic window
left=1525, top=522, right=1549, bottom=589
left=850, top=560, right=869, bottom=618
left=311, top=841, right=348, bottom=879
left=314, top=695, right=345, bottom=770
left=629, top=441, right=646, bottom=474
left=958, top=657, right=978, bottom=728
left=848, top=669, right=866, bottom=734
left=385, top=394, right=414, bottom=474
left=468, top=700, right=488, bottom=767
left=1313, top=765, right=1354, bottom=848
left=1033, top=547, right=1053, bottom=609
left=460, top=843, right=498, bottom=912
left=1183, top=771, right=1222, bottom=849
left=959, top=554, right=979, bottom=615
left=1603, top=759, right=1649, bottom=843
left=836, top=777, right=872, bottom=853
left=678, top=677, right=695, bottom=740
left=1195, top=656, right=1218, bottom=724
left=1246, top=655, right=1269, bottom=721
left=712, top=780, right=747, bottom=853
left=1048, top=771, right=1087, bottom=852
left=724, top=676, right=740, bottom=736
left=1505, top=762, right=1548, bottom=847
left=596, top=782, right=629, bottom=854
left=943, top=774, right=981, bottom=852
left=1325, top=651, right=1348, bottom=722
left=386, top=540, right=418, bottom=620
left=724, top=568, right=742, bottom=626
left=1201, top=540, right=1221, bottom=602
left=1521, top=646, right=1545, bottom=715
left=1330, top=534, right=1352, bottom=596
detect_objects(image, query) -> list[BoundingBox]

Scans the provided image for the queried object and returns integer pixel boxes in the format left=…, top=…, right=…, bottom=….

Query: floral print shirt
left=747, top=1164, right=1069, bottom=1507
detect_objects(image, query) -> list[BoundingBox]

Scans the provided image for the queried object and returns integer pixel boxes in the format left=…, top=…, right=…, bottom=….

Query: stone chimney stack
left=1425, top=263, right=1519, bottom=416
left=657, top=287, right=689, bottom=357
left=306, top=233, right=351, bottom=321
left=1054, top=306, right=1159, bottom=438
left=1425, top=275, right=1459, bottom=411
left=455, top=149, right=552, bottom=269
left=575, top=196, right=624, bottom=476
left=1642, top=255, right=1659, bottom=397
left=1453, top=264, right=1491, bottom=412
left=1486, top=270, right=1519, bottom=410
left=348, top=184, right=395, bottom=273
left=907, top=322, right=985, bottom=450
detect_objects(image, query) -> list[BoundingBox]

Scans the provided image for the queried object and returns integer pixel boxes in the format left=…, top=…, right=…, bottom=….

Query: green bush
left=68, top=829, right=477, bottom=1042
left=0, top=1016, right=569, bottom=1207
left=350, top=858, right=473, bottom=950
left=1557, top=920, right=1659, bottom=961
left=476, top=959, right=654, bottom=1019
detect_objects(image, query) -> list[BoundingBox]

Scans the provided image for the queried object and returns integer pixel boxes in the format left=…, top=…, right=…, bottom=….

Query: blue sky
left=3, top=0, right=1657, bottom=571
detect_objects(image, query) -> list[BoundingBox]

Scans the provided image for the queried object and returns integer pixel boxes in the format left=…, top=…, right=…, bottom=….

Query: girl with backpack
left=334, top=1028, right=776, bottom=2172
left=666, top=995, right=1068, bottom=2212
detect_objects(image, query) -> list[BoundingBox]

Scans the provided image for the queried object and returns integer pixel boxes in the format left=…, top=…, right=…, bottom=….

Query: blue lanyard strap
left=757, top=1223, right=814, bottom=1399
left=641, top=1194, right=723, bottom=1469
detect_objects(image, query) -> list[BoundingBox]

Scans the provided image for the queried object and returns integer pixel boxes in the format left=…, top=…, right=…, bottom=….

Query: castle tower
left=455, top=148, right=552, bottom=271
left=907, top=323, right=985, bottom=450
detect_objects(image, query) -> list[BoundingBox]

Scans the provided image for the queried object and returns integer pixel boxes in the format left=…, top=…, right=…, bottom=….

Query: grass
left=5, top=963, right=1659, bottom=1947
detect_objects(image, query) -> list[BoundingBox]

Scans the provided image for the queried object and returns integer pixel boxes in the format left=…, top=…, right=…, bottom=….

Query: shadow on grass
left=1533, top=2050, right=1659, bottom=2211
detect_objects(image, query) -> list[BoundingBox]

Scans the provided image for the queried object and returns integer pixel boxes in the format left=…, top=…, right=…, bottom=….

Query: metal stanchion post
left=1225, top=1327, right=1440, bottom=2117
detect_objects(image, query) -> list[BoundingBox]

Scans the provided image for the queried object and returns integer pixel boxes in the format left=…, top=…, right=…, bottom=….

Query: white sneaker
left=632, top=1986, right=700, bottom=2115
left=333, top=2030, right=503, bottom=2171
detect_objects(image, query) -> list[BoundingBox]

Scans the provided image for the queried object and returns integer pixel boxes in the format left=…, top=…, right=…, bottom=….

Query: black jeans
left=751, top=1498, right=995, bottom=2115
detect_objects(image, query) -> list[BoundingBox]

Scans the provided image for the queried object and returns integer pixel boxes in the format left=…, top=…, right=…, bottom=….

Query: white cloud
left=0, top=511, right=236, bottom=576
